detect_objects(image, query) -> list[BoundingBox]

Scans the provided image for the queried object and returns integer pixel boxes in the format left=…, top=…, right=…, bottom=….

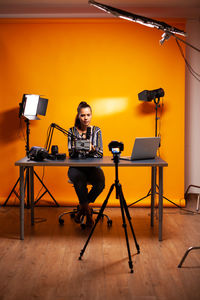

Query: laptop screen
left=131, top=137, right=160, bottom=160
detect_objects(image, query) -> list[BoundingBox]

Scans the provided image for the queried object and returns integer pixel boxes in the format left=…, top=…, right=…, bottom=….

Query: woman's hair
left=75, top=101, right=92, bottom=129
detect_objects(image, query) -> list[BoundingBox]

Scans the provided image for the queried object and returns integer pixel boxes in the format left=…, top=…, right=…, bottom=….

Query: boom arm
left=45, top=123, right=76, bottom=152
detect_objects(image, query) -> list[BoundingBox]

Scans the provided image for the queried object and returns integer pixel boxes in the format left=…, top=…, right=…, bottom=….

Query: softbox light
left=20, top=94, right=48, bottom=120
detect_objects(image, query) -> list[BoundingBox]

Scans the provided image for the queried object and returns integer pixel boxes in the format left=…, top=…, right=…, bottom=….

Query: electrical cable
left=19, top=118, right=26, bottom=143
left=175, top=38, right=200, bottom=83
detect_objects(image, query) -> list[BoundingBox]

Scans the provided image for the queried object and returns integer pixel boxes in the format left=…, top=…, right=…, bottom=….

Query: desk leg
left=159, top=167, right=163, bottom=241
left=151, top=167, right=156, bottom=227
left=20, top=166, right=25, bottom=240
left=30, top=167, right=34, bottom=226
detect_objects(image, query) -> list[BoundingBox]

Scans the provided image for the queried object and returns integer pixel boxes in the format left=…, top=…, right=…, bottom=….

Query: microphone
left=86, top=126, right=91, bottom=140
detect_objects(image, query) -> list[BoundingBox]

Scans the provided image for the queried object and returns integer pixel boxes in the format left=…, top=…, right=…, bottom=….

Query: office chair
left=178, top=185, right=200, bottom=267
left=178, top=246, right=200, bottom=268
left=58, top=180, right=112, bottom=229
left=178, top=184, right=200, bottom=268
left=185, top=184, right=200, bottom=212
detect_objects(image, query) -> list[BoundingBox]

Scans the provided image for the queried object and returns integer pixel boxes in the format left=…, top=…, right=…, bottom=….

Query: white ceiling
left=0, top=0, right=200, bottom=18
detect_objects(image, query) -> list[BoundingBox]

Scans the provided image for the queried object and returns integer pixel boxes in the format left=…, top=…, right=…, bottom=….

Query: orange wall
left=0, top=18, right=185, bottom=207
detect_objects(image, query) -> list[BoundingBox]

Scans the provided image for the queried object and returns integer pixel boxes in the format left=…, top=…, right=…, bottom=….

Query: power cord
left=175, top=38, right=200, bottom=83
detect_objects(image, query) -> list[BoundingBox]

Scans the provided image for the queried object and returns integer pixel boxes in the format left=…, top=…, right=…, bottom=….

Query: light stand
left=25, top=119, right=59, bottom=207
left=3, top=95, right=59, bottom=208
left=154, top=97, right=160, bottom=138
left=78, top=144, right=140, bottom=273
left=3, top=118, right=31, bottom=207
left=4, top=117, right=59, bottom=207
left=128, top=95, right=161, bottom=208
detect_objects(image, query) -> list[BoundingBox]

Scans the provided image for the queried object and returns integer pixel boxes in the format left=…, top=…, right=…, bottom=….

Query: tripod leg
left=34, top=191, right=48, bottom=205
left=33, top=171, right=59, bottom=207
left=120, top=188, right=140, bottom=254
left=118, top=185, right=134, bottom=273
left=4, top=167, right=29, bottom=208
left=79, top=183, right=115, bottom=260
left=3, top=177, right=21, bottom=206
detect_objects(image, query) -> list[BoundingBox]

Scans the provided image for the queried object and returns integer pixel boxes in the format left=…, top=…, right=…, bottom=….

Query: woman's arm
left=89, top=127, right=103, bottom=158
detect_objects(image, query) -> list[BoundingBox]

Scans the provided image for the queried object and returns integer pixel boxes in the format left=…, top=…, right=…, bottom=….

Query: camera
left=108, top=141, right=124, bottom=154
left=28, top=146, right=49, bottom=161
left=75, top=140, right=90, bottom=151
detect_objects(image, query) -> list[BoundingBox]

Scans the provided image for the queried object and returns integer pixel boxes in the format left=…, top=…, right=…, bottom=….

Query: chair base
left=58, top=205, right=112, bottom=229
left=178, top=246, right=200, bottom=268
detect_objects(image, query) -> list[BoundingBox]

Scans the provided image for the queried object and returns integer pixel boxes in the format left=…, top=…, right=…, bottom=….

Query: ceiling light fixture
left=88, top=0, right=200, bottom=52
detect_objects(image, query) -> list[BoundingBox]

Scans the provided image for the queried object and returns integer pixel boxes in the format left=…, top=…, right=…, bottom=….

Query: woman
left=68, top=101, right=105, bottom=226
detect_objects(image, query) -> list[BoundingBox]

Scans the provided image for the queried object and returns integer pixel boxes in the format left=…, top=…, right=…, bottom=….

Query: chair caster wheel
left=81, top=223, right=86, bottom=229
left=59, top=218, right=64, bottom=225
left=107, top=220, right=112, bottom=227
left=70, top=212, right=75, bottom=218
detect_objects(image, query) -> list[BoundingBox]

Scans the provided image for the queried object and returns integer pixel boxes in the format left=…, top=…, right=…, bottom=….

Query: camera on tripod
left=108, top=141, right=124, bottom=155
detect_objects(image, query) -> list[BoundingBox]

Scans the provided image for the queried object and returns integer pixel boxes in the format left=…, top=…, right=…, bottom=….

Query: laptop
left=121, top=137, right=160, bottom=161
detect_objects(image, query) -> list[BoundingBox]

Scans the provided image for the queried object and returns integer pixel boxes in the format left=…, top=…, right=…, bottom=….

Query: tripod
left=3, top=118, right=59, bottom=208
left=79, top=153, right=140, bottom=273
left=129, top=97, right=161, bottom=208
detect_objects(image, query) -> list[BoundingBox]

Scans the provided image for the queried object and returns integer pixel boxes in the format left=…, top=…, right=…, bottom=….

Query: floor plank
left=0, top=206, right=200, bottom=300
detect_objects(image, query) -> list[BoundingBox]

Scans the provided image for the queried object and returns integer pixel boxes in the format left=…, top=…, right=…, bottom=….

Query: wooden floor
left=0, top=205, right=200, bottom=300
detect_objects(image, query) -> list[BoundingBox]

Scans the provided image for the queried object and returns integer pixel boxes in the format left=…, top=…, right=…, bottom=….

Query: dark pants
left=68, top=167, right=105, bottom=205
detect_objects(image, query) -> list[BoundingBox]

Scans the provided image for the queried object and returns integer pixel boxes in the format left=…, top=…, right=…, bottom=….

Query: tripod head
left=108, top=141, right=124, bottom=190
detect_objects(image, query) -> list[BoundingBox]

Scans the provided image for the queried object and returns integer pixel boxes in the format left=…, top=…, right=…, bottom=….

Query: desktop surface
left=15, top=156, right=168, bottom=167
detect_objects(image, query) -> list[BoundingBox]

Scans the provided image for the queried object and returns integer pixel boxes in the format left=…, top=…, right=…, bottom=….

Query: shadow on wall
left=0, top=107, right=37, bottom=143
left=136, top=101, right=167, bottom=115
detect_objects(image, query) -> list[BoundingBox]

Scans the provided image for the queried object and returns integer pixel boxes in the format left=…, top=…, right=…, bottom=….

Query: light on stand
left=7, top=94, right=57, bottom=207
left=138, top=88, right=165, bottom=102
left=19, top=94, right=48, bottom=120
left=19, top=94, right=48, bottom=157
left=138, top=88, right=165, bottom=138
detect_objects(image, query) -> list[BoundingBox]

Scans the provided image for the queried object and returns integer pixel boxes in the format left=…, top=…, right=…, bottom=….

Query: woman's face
left=78, top=107, right=92, bottom=128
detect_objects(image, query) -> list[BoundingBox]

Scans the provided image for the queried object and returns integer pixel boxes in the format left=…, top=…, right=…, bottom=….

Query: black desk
left=15, top=156, right=168, bottom=240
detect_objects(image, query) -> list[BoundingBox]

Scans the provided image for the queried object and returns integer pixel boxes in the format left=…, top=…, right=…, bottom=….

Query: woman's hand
left=90, top=144, right=95, bottom=152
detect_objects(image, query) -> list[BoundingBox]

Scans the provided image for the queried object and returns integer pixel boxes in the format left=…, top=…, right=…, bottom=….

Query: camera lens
left=51, top=145, right=58, bottom=155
